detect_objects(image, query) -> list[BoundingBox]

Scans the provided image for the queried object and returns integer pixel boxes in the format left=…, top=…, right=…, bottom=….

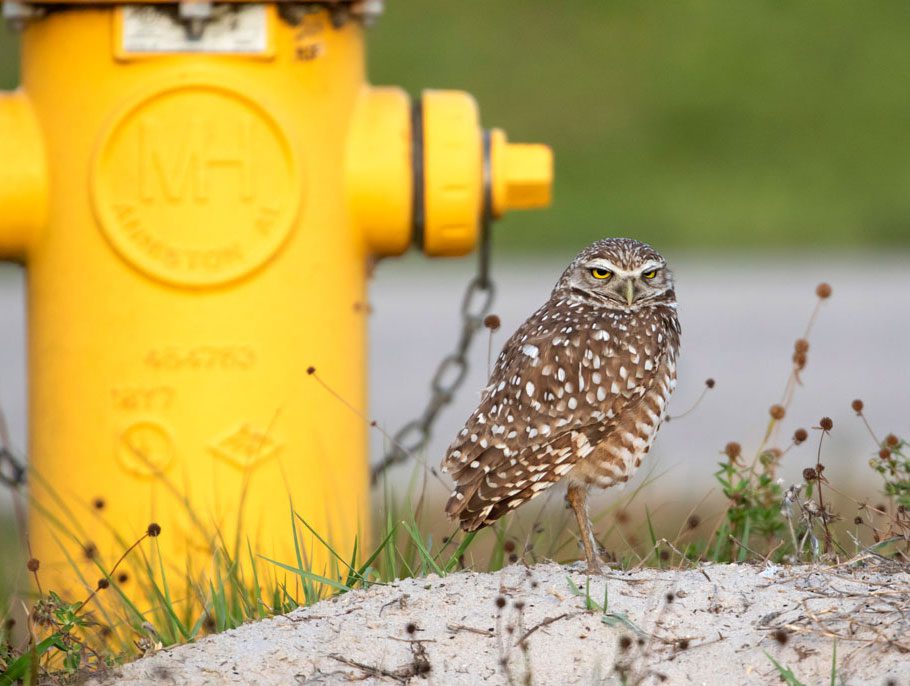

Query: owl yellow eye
left=590, top=268, right=612, bottom=280
left=642, top=270, right=657, bottom=280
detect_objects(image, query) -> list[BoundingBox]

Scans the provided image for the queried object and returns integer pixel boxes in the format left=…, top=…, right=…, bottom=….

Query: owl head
left=554, top=237, right=676, bottom=310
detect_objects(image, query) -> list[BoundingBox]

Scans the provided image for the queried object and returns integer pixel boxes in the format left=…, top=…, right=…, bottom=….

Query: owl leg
left=566, top=483, right=602, bottom=575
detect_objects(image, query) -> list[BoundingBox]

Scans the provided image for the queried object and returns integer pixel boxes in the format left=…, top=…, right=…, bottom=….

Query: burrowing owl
left=442, top=238, right=680, bottom=573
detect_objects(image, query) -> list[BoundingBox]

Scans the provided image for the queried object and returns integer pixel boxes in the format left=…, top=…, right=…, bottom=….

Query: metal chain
left=371, top=134, right=496, bottom=485
left=0, top=447, right=26, bottom=489
left=0, top=409, right=26, bottom=488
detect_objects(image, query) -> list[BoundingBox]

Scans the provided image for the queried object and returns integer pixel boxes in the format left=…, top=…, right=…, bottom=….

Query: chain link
left=0, top=447, right=26, bottom=489
left=371, top=134, right=496, bottom=484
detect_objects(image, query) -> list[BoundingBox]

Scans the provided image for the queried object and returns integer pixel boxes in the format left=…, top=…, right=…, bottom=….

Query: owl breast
left=569, top=306, right=679, bottom=489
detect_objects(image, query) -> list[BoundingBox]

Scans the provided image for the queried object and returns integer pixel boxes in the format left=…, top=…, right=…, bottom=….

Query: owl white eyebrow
left=586, top=260, right=622, bottom=272
left=638, top=262, right=664, bottom=273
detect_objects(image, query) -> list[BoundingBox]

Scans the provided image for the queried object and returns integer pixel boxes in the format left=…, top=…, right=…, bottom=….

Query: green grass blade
left=247, top=539, right=266, bottom=619
left=830, top=640, right=837, bottom=686
left=258, top=555, right=352, bottom=593
left=152, top=539, right=191, bottom=641
left=645, top=507, right=659, bottom=567
left=295, top=512, right=351, bottom=574
left=402, top=521, right=443, bottom=576
left=444, top=531, right=477, bottom=573
left=342, top=535, right=360, bottom=588
left=764, top=652, right=806, bottom=686
left=487, top=521, right=506, bottom=572
left=737, top=515, right=752, bottom=562
left=356, top=523, right=399, bottom=580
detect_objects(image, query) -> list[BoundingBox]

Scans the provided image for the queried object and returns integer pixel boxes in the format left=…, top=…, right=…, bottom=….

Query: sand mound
left=89, top=560, right=909, bottom=685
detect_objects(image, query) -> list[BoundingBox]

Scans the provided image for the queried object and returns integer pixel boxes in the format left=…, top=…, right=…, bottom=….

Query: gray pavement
left=2, top=253, right=908, bottom=508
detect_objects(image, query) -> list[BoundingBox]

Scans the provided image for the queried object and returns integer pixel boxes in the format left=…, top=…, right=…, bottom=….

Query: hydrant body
left=0, top=2, right=552, bottom=590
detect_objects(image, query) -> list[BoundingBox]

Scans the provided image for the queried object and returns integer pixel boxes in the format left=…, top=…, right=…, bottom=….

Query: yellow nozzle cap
left=489, top=128, right=553, bottom=218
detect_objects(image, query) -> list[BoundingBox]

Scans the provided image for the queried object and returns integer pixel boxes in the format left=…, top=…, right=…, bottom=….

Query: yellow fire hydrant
left=0, top=1, right=551, bottom=591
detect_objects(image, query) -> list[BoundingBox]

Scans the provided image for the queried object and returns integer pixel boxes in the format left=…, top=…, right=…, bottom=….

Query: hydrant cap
left=489, top=128, right=553, bottom=218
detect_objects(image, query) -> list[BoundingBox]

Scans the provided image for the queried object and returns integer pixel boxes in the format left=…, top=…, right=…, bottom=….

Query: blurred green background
left=2, top=0, right=909, bottom=252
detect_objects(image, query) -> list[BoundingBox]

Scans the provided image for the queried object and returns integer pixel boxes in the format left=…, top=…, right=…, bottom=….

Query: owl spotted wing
left=441, top=302, right=648, bottom=530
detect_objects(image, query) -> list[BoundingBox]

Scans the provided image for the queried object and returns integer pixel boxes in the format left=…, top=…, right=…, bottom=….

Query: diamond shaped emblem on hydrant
left=209, top=423, right=282, bottom=470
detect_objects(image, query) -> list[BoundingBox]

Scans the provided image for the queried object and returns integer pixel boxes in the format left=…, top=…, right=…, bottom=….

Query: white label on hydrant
left=121, top=5, right=268, bottom=54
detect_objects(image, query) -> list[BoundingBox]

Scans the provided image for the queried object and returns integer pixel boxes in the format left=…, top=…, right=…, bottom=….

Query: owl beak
left=624, top=279, right=635, bottom=307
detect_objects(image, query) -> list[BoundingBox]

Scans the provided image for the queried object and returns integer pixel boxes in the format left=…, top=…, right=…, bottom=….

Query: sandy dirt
left=89, top=561, right=909, bottom=685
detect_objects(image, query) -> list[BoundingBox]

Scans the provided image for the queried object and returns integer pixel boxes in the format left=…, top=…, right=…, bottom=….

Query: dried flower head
left=93, top=497, right=106, bottom=510
left=879, top=448, right=892, bottom=460
left=769, top=404, right=786, bottom=420
left=885, top=434, right=899, bottom=447
left=815, top=283, right=832, bottom=299
left=97, top=578, right=110, bottom=590
left=117, top=572, right=129, bottom=584
left=851, top=399, right=864, bottom=413
left=819, top=417, right=833, bottom=431
left=503, top=539, right=516, bottom=554
left=483, top=314, right=501, bottom=331
left=83, top=543, right=98, bottom=560
left=724, top=442, right=742, bottom=460
left=306, top=366, right=316, bottom=375
left=147, top=523, right=162, bottom=537
left=26, top=558, right=39, bottom=572
left=802, top=467, right=817, bottom=481
left=794, top=339, right=809, bottom=353
left=772, top=628, right=789, bottom=645
left=853, top=516, right=863, bottom=525
left=793, top=428, right=808, bottom=444
left=686, top=514, right=701, bottom=530
left=705, top=378, right=715, bottom=389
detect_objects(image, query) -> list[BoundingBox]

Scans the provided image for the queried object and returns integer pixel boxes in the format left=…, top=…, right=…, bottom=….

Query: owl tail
left=444, top=481, right=491, bottom=532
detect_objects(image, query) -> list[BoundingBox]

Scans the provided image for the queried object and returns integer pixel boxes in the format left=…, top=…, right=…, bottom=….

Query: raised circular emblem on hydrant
left=92, top=83, right=300, bottom=287
left=116, top=420, right=176, bottom=478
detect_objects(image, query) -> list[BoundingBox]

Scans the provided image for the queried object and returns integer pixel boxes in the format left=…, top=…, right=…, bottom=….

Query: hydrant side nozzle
left=419, top=91, right=554, bottom=256
left=0, top=90, right=48, bottom=261
left=489, top=127, right=553, bottom=218
left=347, top=86, right=413, bottom=257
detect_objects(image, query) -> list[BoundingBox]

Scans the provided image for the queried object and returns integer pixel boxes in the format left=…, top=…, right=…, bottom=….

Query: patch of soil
left=89, top=560, right=909, bottom=685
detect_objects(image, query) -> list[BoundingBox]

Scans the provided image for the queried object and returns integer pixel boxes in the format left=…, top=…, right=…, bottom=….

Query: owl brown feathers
left=441, top=238, right=681, bottom=573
